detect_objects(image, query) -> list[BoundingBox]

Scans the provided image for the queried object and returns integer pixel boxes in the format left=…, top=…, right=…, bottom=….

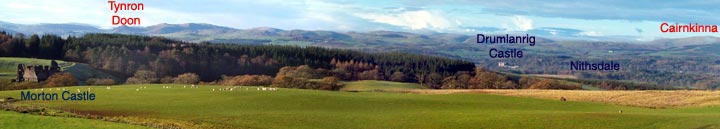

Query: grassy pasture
left=340, top=80, right=422, bottom=92
left=0, top=82, right=719, bottom=128
left=0, top=110, right=149, bottom=129
left=397, top=89, right=720, bottom=108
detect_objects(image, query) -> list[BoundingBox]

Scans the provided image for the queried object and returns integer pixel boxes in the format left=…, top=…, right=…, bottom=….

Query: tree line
left=0, top=31, right=680, bottom=90
left=0, top=32, right=475, bottom=86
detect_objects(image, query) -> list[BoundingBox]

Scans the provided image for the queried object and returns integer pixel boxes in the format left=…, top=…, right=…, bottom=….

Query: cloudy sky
left=1, top=0, right=719, bottom=40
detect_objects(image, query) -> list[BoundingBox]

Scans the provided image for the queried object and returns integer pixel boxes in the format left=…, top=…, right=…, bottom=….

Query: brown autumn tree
left=319, top=76, right=343, bottom=90
left=221, top=75, right=273, bottom=86
left=85, top=78, right=116, bottom=85
left=174, top=72, right=200, bottom=84
left=126, top=70, right=159, bottom=84
left=45, top=73, right=78, bottom=87
left=441, top=76, right=460, bottom=89
left=425, top=72, right=443, bottom=89
left=272, top=65, right=334, bottom=90
left=160, top=76, right=175, bottom=84
left=389, top=71, right=407, bottom=82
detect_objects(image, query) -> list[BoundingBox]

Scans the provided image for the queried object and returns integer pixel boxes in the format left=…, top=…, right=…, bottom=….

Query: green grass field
left=0, top=110, right=150, bottom=129
left=340, top=80, right=422, bottom=91
left=1, top=83, right=719, bottom=129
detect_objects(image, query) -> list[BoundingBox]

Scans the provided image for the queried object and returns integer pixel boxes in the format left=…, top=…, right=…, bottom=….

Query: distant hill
left=0, top=21, right=241, bottom=38
left=0, top=22, right=102, bottom=36
left=144, top=23, right=238, bottom=34
left=0, top=27, right=16, bottom=34
left=3, top=21, right=720, bottom=87
left=646, top=36, right=720, bottom=48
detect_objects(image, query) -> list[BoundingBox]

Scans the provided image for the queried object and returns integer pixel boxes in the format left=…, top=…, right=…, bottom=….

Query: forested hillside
left=0, top=31, right=682, bottom=90
left=0, top=31, right=474, bottom=85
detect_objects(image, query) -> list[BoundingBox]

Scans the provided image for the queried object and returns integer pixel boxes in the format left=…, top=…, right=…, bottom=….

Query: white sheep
left=213, top=88, right=216, bottom=91
left=136, top=89, right=139, bottom=91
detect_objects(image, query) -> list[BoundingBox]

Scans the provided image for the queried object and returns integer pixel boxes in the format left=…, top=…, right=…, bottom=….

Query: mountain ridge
left=1, top=21, right=720, bottom=88
left=0, top=21, right=716, bottom=45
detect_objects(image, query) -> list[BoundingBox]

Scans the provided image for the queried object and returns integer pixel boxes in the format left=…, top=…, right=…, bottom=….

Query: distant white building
left=498, top=62, right=519, bottom=69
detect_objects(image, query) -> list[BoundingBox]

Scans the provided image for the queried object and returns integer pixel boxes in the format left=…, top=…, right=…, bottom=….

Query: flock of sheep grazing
left=122, top=84, right=279, bottom=92
left=135, top=86, right=148, bottom=91
left=32, top=84, right=279, bottom=93
left=212, top=86, right=278, bottom=92
left=34, top=87, right=92, bottom=93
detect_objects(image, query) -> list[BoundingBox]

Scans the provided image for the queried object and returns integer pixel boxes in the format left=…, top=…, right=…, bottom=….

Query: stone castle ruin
left=15, top=60, right=61, bottom=82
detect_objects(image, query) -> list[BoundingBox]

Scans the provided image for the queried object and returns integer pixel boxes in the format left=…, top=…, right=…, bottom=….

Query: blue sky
left=1, top=0, right=719, bottom=41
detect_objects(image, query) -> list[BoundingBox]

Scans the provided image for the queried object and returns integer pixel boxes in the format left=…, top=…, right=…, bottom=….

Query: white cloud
left=0, top=0, right=107, bottom=27
left=579, top=31, right=603, bottom=36
left=549, top=31, right=558, bottom=35
left=354, top=10, right=453, bottom=30
left=512, top=16, right=533, bottom=31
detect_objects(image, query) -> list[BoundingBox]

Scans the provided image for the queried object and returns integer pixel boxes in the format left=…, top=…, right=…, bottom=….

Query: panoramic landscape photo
left=1, top=0, right=720, bottom=129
